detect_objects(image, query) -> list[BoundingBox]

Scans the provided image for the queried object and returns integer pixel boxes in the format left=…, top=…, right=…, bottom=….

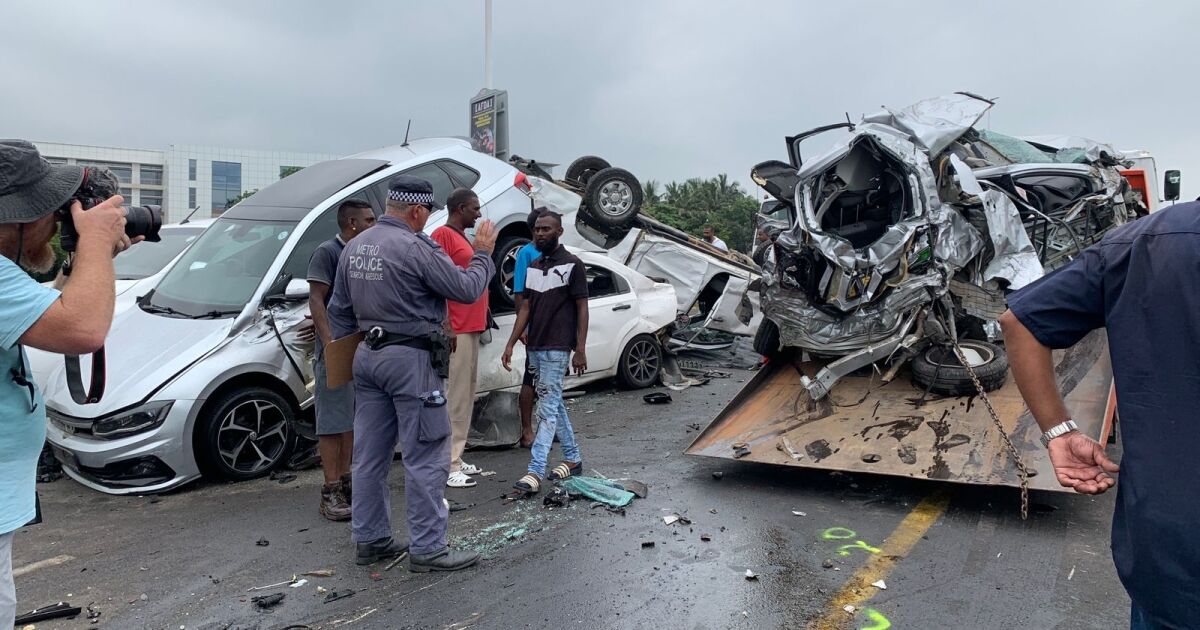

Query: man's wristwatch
left=1040, top=419, right=1079, bottom=448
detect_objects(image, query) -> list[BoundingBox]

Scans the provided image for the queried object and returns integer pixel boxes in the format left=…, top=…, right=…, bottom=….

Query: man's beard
left=21, top=242, right=57, bottom=274
left=534, top=237, right=559, bottom=253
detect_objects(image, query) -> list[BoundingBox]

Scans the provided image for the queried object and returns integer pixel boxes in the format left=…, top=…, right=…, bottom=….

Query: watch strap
left=1040, top=419, right=1079, bottom=448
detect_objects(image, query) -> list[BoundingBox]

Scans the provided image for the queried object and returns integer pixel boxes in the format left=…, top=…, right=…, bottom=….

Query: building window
left=44, top=156, right=68, bottom=166
left=79, top=160, right=132, bottom=185
left=211, top=161, right=242, bottom=213
left=188, top=187, right=197, bottom=209
left=141, top=190, right=163, bottom=207
left=119, top=187, right=133, bottom=207
left=188, top=159, right=197, bottom=181
left=140, top=164, right=163, bottom=186
left=279, top=165, right=303, bottom=179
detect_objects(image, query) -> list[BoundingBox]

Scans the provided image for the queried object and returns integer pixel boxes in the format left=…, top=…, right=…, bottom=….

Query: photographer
left=0, top=139, right=135, bottom=626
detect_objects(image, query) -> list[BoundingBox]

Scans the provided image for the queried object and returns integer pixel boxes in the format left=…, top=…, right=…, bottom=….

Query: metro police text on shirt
left=347, top=243, right=384, bottom=281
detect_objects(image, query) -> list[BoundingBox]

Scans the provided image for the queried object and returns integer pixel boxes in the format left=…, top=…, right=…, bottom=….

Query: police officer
left=327, top=175, right=497, bottom=571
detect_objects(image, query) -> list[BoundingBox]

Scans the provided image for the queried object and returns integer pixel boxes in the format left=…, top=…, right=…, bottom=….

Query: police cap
left=387, top=174, right=435, bottom=206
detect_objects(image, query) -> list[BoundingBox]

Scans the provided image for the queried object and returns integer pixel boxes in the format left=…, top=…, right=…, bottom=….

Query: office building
left=33, top=141, right=338, bottom=223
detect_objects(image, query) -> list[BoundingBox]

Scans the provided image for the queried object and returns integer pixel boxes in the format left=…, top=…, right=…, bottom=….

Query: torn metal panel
left=1022, top=135, right=1133, bottom=168
left=860, top=92, right=994, bottom=156
left=686, top=329, right=1116, bottom=492
left=979, top=189, right=1043, bottom=290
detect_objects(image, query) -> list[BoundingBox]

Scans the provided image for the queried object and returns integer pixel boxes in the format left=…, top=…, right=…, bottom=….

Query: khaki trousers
left=448, top=332, right=480, bottom=473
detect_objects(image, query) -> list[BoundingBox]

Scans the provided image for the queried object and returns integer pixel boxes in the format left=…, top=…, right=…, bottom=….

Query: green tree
left=279, top=165, right=303, bottom=179
left=225, top=189, right=258, bottom=209
left=642, top=174, right=758, bottom=252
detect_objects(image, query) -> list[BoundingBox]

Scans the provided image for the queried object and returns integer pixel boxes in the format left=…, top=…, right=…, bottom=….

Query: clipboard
left=325, top=331, right=365, bottom=389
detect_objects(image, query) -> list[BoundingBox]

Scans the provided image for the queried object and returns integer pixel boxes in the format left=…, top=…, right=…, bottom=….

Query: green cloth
left=561, top=476, right=635, bottom=508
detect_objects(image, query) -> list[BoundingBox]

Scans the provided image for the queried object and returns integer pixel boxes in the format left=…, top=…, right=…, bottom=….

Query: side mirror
left=284, top=278, right=309, bottom=301
left=1164, top=170, right=1181, bottom=201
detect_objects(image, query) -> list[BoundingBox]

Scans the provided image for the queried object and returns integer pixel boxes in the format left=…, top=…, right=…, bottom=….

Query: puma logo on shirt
left=525, top=263, right=577, bottom=293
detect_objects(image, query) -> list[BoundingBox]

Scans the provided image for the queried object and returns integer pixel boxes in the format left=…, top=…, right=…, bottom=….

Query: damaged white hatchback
left=752, top=92, right=1138, bottom=400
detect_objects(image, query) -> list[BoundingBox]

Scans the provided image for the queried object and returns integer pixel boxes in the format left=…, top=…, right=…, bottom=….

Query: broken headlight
left=92, top=401, right=174, bottom=439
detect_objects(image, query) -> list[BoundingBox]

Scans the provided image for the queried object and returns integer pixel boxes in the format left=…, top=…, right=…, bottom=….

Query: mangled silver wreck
left=752, top=93, right=1136, bottom=399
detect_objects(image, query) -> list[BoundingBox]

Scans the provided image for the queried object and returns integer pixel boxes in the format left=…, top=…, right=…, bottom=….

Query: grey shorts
left=314, top=355, right=355, bottom=435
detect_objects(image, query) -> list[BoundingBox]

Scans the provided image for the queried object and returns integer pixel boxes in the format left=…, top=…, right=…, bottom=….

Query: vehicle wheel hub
left=599, top=181, right=633, bottom=216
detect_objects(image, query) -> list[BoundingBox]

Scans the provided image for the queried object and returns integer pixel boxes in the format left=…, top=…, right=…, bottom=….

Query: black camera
left=57, top=166, right=162, bottom=252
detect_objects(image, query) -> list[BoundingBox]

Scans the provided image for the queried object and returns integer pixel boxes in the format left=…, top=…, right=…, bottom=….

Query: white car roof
left=344, top=137, right=473, bottom=163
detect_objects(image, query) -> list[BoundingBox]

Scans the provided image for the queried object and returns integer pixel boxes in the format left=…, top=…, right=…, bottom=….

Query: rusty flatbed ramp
left=685, top=331, right=1115, bottom=492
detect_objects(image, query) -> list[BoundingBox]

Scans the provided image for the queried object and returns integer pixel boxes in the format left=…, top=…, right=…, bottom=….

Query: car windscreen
left=113, top=227, right=205, bottom=280
left=144, top=218, right=296, bottom=318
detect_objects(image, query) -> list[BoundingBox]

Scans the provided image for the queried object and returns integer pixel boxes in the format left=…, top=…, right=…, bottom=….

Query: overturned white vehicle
left=752, top=93, right=1136, bottom=399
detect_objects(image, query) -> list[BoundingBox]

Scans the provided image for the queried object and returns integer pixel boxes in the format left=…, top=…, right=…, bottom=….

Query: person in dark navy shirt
left=1001, top=202, right=1200, bottom=630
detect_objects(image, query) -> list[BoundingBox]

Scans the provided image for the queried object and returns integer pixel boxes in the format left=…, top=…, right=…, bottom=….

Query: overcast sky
left=3, top=1, right=1197, bottom=201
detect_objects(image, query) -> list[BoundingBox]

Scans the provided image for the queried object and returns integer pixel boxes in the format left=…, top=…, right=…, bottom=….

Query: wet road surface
left=14, top=368, right=1127, bottom=629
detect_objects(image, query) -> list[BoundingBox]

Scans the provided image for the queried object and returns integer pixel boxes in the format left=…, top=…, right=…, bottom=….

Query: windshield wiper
left=140, top=303, right=189, bottom=318
left=189, top=309, right=242, bottom=319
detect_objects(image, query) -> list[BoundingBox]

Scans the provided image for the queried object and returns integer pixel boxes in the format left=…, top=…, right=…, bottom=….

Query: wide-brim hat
left=0, top=139, right=84, bottom=224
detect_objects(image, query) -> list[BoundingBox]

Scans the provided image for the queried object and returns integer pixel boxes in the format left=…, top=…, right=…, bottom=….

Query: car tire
left=910, top=340, right=1008, bottom=396
left=752, top=319, right=781, bottom=357
left=491, top=234, right=531, bottom=311
left=194, top=386, right=297, bottom=481
left=582, top=167, right=643, bottom=229
left=617, top=334, right=662, bottom=389
left=565, top=156, right=612, bottom=186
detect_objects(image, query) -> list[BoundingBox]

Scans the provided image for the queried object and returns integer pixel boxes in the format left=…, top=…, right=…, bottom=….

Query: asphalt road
left=13, top=364, right=1128, bottom=630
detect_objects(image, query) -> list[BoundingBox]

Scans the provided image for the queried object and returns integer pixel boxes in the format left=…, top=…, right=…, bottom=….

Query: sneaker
left=319, top=482, right=351, bottom=522
left=409, top=547, right=480, bottom=573
left=460, top=462, right=482, bottom=476
left=447, top=471, right=477, bottom=488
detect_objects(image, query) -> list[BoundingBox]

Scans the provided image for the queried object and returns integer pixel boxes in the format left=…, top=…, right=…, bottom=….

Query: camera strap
left=64, top=346, right=106, bottom=405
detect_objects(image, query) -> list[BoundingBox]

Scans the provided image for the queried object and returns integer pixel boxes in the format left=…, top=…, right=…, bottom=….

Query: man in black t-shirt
left=501, top=211, right=589, bottom=493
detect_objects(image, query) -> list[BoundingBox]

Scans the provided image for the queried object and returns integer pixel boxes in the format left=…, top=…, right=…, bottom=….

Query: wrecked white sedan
left=751, top=93, right=1137, bottom=399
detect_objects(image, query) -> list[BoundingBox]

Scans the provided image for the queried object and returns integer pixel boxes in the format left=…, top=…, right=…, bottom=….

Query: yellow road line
left=13, top=554, right=74, bottom=578
left=808, top=489, right=953, bottom=630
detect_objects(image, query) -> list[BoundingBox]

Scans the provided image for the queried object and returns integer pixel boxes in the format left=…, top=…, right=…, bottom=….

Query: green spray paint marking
left=838, top=540, right=882, bottom=557
left=822, top=527, right=857, bottom=540
left=860, top=608, right=892, bottom=630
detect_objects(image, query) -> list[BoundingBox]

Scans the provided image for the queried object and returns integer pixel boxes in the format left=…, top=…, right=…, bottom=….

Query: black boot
left=340, top=472, right=352, bottom=504
left=408, top=547, right=480, bottom=573
left=355, top=536, right=410, bottom=566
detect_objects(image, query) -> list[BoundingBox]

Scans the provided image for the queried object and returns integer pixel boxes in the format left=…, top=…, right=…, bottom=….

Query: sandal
left=547, top=461, right=582, bottom=481
left=514, top=474, right=541, bottom=494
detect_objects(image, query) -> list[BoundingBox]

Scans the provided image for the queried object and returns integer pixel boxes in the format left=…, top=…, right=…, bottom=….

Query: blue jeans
left=1130, top=603, right=1171, bottom=630
left=527, top=350, right=581, bottom=477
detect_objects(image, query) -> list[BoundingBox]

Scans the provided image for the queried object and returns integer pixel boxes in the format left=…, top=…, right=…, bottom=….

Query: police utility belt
left=363, top=326, right=451, bottom=378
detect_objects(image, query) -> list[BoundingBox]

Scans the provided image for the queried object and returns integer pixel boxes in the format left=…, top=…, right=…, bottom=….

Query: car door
left=574, top=262, right=631, bottom=376
left=703, top=273, right=763, bottom=336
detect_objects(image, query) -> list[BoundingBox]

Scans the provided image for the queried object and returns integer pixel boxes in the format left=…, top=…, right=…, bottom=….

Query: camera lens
left=125, top=205, right=163, bottom=243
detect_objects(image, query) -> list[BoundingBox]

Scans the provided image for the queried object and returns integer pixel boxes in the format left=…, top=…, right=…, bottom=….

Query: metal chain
left=949, top=341, right=1031, bottom=520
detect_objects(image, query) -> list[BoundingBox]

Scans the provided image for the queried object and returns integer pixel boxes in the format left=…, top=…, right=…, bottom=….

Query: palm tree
left=643, top=180, right=662, bottom=204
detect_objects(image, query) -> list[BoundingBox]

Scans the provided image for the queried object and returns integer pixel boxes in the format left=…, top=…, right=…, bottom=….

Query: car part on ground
left=910, top=339, right=1008, bottom=396
left=753, top=93, right=1136, bottom=399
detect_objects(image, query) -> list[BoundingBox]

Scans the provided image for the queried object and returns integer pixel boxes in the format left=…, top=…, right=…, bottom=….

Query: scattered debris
left=744, top=569, right=759, bottom=581
left=777, top=438, right=803, bottom=461
left=641, top=541, right=656, bottom=549
left=302, top=569, right=336, bottom=578
left=255, top=538, right=270, bottom=547
left=251, top=592, right=285, bottom=611
left=709, top=508, right=718, bottom=514
left=85, top=602, right=101, bottom=622
left=643, top=392, right=672, bottom=404
left=792, top=510, right=807, bottom=517
left=324, top=589, right=356, bottom=603
left=711, top=471, right=724, bottom=480
left=561, top=476, right=636, bottom=507
left=316, top=586, right=328, bottom=595
left=700, top=534, right=712, bottom=542
left=290, top=579, right=308, bottom=588
left=1068, top=565, right=1076, bottom=581
left=543, top=486, right=571, bottom=508
left=370, top=572, right=382, bottom=581
left=663, top=513, right=691, bottom=526
left=616, top=479, right=649, bottom=499
left=686, top=423, right=701, bottom=431
left=248, top=576, right=299, bottom=591
left=15, top=602, right=83, bottom=624
left=732, top=442, right=751, bottom=458
left=384, top=552, right=410, bottom=572
left=871, top=579, right=887, bottom=590
left=479, top=471, right=497, bottom=477
left=139, top=593, right=148, bottom=601
left=822, top=559, right=835, bottom=569
left=843, top=604, right=856, bottom=615
left=270, top=470, right=298, bottom=484
left=861, top=454, right=882, bottom=464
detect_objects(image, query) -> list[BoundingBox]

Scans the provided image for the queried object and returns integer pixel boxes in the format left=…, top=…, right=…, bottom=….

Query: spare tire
left=752, top=319, right=781, bottom=357
left=582, top=167, right=643, bottom=229
left=910, top=340, right=1008, bottom=396
left=565, top=156, right=611, bottom=186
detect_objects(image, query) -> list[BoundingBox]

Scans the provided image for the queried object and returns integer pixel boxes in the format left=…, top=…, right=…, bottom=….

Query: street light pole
left=484, top=0, right=493, bottom=90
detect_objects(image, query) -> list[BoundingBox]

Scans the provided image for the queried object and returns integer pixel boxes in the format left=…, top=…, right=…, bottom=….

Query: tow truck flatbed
left=685, top=330, right=1116, bottom=492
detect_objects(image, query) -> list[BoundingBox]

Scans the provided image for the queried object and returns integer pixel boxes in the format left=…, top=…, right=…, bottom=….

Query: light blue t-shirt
left=0, top=257, right=59, bottom=534
left=512, top=242, right=542, bottom=294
